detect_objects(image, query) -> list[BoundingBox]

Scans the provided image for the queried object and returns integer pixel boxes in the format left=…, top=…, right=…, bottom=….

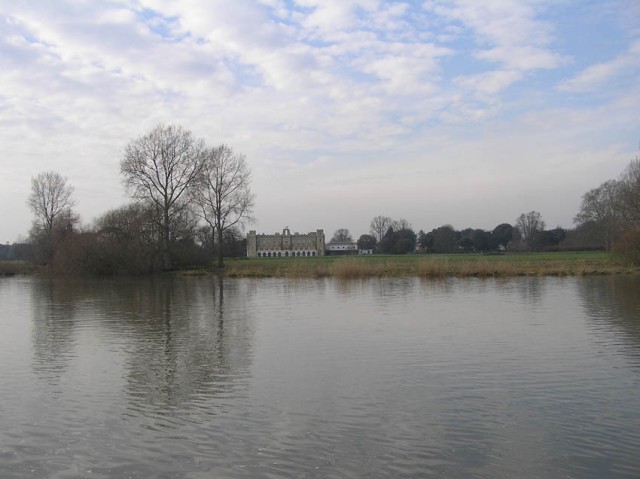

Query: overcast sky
left=1, top=0, right=639, bottom=243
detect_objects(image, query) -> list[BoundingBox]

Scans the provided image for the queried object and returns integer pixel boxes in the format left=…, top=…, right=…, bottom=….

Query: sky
left=1, top=0, right=639, bottom=243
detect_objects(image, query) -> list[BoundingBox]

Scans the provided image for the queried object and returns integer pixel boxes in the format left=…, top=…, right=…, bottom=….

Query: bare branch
left=27, top=171, right=76, bottom=233
left=121, top=124, right=206, bottom=270
left=190, top=144, right=255, bottom=268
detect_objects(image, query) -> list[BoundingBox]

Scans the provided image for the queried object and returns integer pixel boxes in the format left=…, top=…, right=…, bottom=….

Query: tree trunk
left=217, top=226, right=224, bottom=269
left=163, top=209, right=171, bottom=271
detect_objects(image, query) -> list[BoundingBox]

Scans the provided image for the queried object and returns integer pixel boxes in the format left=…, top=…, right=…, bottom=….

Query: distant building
left=326, top=241, right=358, bottom=255
left=247, top=228, right=325, bottom=258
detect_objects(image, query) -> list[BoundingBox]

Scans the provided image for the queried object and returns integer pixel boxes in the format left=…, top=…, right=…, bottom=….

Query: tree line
left=573, top=155, right=640, bottom=263
left=16, top=131, right=640, bottom=271
left=343, top=154, right=640, bottom=260
left=347, top=213, right=565, bottom=255
left=25, top=124, right=254, bottom=274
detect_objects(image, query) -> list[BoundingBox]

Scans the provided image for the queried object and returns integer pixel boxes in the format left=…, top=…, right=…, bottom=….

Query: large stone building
left=247, top=228, right=325, bottom=258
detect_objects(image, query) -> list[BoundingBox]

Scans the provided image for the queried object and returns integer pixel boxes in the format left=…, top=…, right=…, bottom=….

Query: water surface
left=1, top=275, right=639, bottom=478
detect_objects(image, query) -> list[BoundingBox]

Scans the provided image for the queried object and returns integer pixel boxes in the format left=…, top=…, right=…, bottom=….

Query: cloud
left=0, top=0, right=638, bottom=242
left=476, top=45, right=564, bottom=71
left=425, top=0, right=552, bottom=46
left=424, top=0, right=567, bottom=71
left=455, top=69, right=523, bottom=97
left=357, top=42, right=451, bottom=94
left=557, top=40, right=640, bottom=93
left=293, top=0, right=381, bottom=37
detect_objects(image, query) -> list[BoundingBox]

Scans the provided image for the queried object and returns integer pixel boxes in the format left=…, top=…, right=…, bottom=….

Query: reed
left=222, top=252, right=638, bottom=279
left=0, top=261, right=41, bottom=276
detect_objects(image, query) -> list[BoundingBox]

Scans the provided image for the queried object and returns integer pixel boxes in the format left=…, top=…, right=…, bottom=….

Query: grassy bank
left=223, top=252, right=638, bottom=279
left=4, top=252, right=636, bottom=279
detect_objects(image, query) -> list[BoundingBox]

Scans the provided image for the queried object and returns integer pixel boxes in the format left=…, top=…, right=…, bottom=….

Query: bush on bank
left=614, top=229, right=640, bottom=266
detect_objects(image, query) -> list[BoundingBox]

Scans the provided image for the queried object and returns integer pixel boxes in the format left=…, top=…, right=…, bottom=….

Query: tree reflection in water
left=29, top=275, right=255, bottom=415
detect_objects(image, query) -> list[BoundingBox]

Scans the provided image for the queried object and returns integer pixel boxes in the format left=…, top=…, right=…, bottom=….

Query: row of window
left=258, top=244, right=317, bottom=249
left=257, top=251, right=317, bottom=258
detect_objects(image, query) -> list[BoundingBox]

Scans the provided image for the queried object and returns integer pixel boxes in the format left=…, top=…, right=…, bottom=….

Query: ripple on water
left=1, top=276, right=640, bottom=478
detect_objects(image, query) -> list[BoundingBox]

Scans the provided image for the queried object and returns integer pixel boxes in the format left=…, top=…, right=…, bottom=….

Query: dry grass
left=3, top=254, right=633, bottom=279
left=0, top=261, right=42, bottom=276
left=223, top=253, right=638, bottom=279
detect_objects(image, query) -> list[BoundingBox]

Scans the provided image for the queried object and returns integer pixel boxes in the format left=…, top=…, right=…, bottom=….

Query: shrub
left=613, top=228, right=640, bottom=265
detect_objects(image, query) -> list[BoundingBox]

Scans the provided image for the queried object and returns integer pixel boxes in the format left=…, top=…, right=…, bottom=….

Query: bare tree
left=394, top=218, right=412, bottom=231
left=574, top=179, right=622, bottom=251
left=27, top=171, right=76, bottom=233
left=121, top=124, right=206, bottom=270
left=515, top=211, right=545, bottom=251
left=331, top=229, right=353, bottom=243
left=191, top=144, right=255, bottom=268
left=618, top=156, right=640, bottom=223
left=27, top=171, right=76, bottom=264
left=369, top=215, right=394, bottom=243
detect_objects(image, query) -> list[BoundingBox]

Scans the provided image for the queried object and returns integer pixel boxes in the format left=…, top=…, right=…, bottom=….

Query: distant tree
left=195, top=224, right=215, bottom=255
left=491, top=223, right=514, bottom=249
left=457, top=228, right=492, bottom=252
left=515, top=211, right=546, bottom=251
left=613, top=155, right=640, bottom=263
left=27, top=172, right=77, bottom=264
left=473, top=229, right=492, bottom=251
left=369, top=215, right=394, bottom=243
left=357, top=234, right=377, bottom=251
left=378, top=227, right=394, bottom=253
left=167, top=203, right=200, bottom=249
left=121, top=123, right=206, bottom=270
left=190, top=144, right=255, bottom=268
left=418, top=230, right=434, bottom=251
left=542, top=227, right=566, bottom=249
left=507, top=227, right=525, bottom=251
left=6, top=242, right=32, bottom=261
left=574, top=179, right=622, bottom=251
left=331, top=228, right=353, bottom=243
left=394, top=218, right=412, bottom=231
left=614, top=228, right=640, bottom=264
left=458, top=228, right=476, bottom=252
left=379, top=227, right=416, bottom=254
left=28, top=208, right=82, bottom=269
left=618, top=156, right=640, bottom=223
left=93, top=202, right=159, bottom=274
left=27, top=171, right=76, bottom=234
left=221, top=226, right=247, bottom=258
left=560, top=223, right=604, bottom=251
left=394, top=228, right=417, bottom=254
left=432, top=225, right=458, bottom=253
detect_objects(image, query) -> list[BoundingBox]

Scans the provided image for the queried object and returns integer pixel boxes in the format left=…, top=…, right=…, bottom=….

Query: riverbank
left=0, top=261, right=42, bottom=276
left=222, top=252, right=638, bottom=279
left=5, top=252, right=637, bottom=279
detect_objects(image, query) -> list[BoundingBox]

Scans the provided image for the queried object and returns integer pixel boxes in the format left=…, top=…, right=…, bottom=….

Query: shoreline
left=4, top=252, right=637, bottom=279
left=221, top=252, right=639, bottom=279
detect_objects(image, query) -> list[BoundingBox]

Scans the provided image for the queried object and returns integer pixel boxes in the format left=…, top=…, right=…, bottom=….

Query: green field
left=222, top=251, right=637, bottom=278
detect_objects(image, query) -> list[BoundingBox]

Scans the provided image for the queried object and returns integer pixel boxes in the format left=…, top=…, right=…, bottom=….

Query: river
left=1, top=275, right=639, bottom=478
